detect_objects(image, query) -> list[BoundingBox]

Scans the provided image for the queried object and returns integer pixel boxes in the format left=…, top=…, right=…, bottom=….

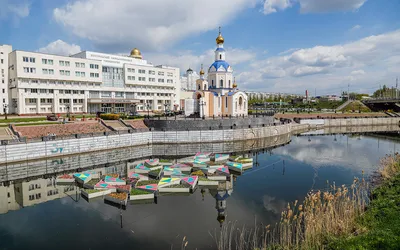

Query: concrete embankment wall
left=299, top=117, right=400, bottom=127
left=0, top=123, right=309, bottom=164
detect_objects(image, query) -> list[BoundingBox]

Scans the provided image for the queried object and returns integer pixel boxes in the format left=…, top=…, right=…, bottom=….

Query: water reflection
left=1, top=133, right=400, bottom=249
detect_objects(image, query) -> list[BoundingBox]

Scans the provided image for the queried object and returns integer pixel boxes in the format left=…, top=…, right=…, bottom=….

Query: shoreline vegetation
left=201, top=154, right=400, bottom=250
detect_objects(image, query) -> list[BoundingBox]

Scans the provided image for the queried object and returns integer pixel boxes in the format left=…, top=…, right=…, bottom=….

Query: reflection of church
left=204, top=179, right=234, bottom=228
left=185, top=28, right=248, bottom=117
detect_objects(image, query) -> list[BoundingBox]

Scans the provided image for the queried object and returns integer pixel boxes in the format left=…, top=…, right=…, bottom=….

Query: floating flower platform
left=212, top=153, right=230, bottom=162
left=84, top=170, right=100, bottom=179
left=170, top=163, right=192, bottom=172
left=104, top=173, right=119, bottom=179
left=94, top=181, right=117, bottom=191
left=158, top=177, right=181, bottom=188
left=148, top=168, right=162, bottom=179
left=163, top=167, right=179, bottom=176
left=181, top=176, right=198, bottom=189
left=198, top=176, right=219, bottom=186
left=191, top=170, right=205, bottom=177
left=81, top=189, right=112, bottom=199
left=159, top=159, right=173, bottom=166
left=144, top=158, right=160, bottom=168
left=158, top=184, right=191, bottom=193
left=56, top=174, right=75, bottom=184
left=104, top=176, right=126, bottom=186
left=117, top=185, right=132, bottom=194
left=226, top=161, right=243, bottom=173
left=129, top=189, right=155, bottom=201
left=192, top=159, right=208, bottom=169
left=207, top=173, right=227, bottom=181
left=105, top=192, right=128, bottom=206
left=136, top=180, right=159, bottom=191
left=129, top=172, right=148, bottom=181
left=134, top=163, right=151, bottom=174
left=216, top=166, right=230, bottom=176
left=73, top=173, right=92, bottom=184
left=83, top=178, right=100, bottom=189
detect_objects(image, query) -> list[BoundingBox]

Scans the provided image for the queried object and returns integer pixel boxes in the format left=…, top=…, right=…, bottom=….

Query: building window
left=149, top=70, right=155, bottom=75
left=49, top=69, right=54, bottom=75
left=60, top=70, right=65, bottom=75
left=90, top=73, right=99, bottom=78
left=29, top=195, right=35, bottom=201
left=220, top=79, right=223, bottom=88
left=0, top=59, right=3, bottom=64
left=65, top=90, right=71, bottom=94
left=158, top=71, right=164, bottom=76
left=42, top=69, right=48, bottom=74
left=35, top=193, right=41, bottom=199
left=73, top=90, right=78, bottom=94
left=158, top=79, right=164, bottom=83
left=59, top=61, right=65, bottom=66
left=49, top=89, right=54, bottom=93
left=212, top=80, right=214, bottom=86
left=128, top=76, right=135, bottom=81
left=23, top=57, right=29, bottom=62
left=226, top=97, right=228, bottom=108
left=30, top=57, right=35, bottom=63
left=90, top=64, right=99, bottom=69
left=40, top=89, right=46, bottom=93
left=167, top=79, right=173, bottom=83
left=42, top=59, right=47, bottom=64
left=31, top=89, right=38, bottom=93
left=139, top=77, right=146, bottom=81
left=167, top=73, right=173, bottom=77
left=198, top=85, right=200, bottom=90
left=75, top=62, right=80, bottom=68
left=149, top=78, right=155, bottom=82
left=59, top=90, right=63, bottom=94
left=220, top=54, right=222, bottom=60
left=139, top=69, right=146, bottom=74
left=65, top=61, right=70, bottom=66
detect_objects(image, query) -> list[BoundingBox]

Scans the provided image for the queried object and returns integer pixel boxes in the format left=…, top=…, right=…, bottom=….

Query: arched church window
left=225, top=97, right=228, bottom=108
left=220, top=79, right=223, bottom=88
left=239, top=96, right=243, bottom=106
left=219, top=54, right=222, bottom=60
left=198, top=85, right=200, bottom=90
left=212, top=80, right=214, bottom=86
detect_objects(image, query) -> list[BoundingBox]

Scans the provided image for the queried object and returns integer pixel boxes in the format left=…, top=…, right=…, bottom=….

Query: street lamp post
left=164, top=103, right=168, bottom=120
left=3, top=104, right=8, bottom=120
left=146, top=103, right=151, bottom=119
left=66, top=104, right=70, bottom=119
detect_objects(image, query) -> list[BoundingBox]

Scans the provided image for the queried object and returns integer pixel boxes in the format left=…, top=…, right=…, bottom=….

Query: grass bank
left=208, top=154, right=400, bottom=250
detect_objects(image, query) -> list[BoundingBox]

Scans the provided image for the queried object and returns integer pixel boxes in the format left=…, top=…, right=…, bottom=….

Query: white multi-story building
left=180, top=68, right=199, bottom=91
left=0, top=44, right=12, bottom=114
left=7, top=47, right=180, bottom=115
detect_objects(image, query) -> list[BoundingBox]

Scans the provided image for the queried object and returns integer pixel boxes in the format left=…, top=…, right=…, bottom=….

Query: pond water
left=0, top=133, right=399, bottom=249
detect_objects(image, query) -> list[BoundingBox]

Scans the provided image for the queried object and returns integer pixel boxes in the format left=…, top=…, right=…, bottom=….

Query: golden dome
left=199, top=64, right=205, bottom=75
left=216, top=26, right=224, bottom=45
left=130, top=48, right=142, bottom=59
left=216, top=33, right=224, bottom=45
left=233, top=83, right=237, bottom=88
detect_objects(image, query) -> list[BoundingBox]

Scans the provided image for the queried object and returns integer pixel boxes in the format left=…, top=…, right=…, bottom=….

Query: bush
left=100, top=114, right=120, bottom=120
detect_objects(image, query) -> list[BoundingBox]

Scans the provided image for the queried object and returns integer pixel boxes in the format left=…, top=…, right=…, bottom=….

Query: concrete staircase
left=336, top=100, right=352, bottom=111
left=0, top=127, right=16, bottom=140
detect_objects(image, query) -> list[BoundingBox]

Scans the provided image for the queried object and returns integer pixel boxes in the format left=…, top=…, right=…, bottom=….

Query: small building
left=185, top=28, right=248, bottom=117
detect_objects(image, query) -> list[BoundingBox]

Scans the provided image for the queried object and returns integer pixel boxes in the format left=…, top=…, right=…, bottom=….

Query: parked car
left=46, top=114, right=58, bottom=121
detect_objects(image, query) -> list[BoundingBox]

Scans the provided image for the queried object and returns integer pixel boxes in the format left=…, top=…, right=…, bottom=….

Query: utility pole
left=396, top=77, right=398, bottom=99
left=347, top=84, right=350, bottom=100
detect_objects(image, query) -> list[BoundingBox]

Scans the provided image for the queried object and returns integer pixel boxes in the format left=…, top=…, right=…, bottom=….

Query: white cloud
left=238, top=29, right=400, bottom=94
left=53, top=0, right=258, bottom=51
left=350, top=24, right=362, bottom=31
left=263, top=0, right=294, bottom=14
left=0, top=0, right=30, bottom=19
left=38, top=40, right=81, bottom=56
left=351, top=70, right=365, bottom=75
left=262, top=0, right=367, bottom=15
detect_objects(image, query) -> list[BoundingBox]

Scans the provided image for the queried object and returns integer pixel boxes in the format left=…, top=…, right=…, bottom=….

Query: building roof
left=209, top=60, right=230, bottom=71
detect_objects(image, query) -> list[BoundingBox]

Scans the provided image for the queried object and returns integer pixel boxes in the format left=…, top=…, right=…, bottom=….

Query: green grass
left=83, top=189, right=103, bottom=194
left=14, top=122, right=61, bottom=126
left=136, top=180, right=159, bottom=186
left=0, top=117, right=47, bottom=123
left=130, top=188, right=151, bottom=195
left=149, top=168, right=161, bottom=174
left=86, top=179, right=100, bottom=185
left=198, top=176, right=210, bottom=181
left=159, top=159, right=171, bottom=163
left=326, top=174, right=400, bottom=249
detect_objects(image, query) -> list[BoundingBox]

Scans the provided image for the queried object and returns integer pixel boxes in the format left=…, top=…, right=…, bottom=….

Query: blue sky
left=1, top=0, right=400, bottom=95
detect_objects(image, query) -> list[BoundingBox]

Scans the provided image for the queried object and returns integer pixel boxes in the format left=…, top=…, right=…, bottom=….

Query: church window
left=204, top=84, right=207, bottom=89
left=212, top=80, right=214, bottom=86
left=198, top=85, right=201, bottom=90
left=225, top=97, right=228, bottom=108
left=218, top=97, right=221, bottom=108
left=220, top=79, right=223, bottom=88
left=219, top=54, right=222, bottom=60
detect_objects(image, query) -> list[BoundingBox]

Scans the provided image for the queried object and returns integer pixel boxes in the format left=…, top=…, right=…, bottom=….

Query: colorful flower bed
left=107, top=192, right=127, bottom=200
left=136, top=180, right=159, bottom=186
left=84, top=189, right=103, bottom=194
left=191, top=170, right=205, bottom=176
left=58, top=174, right=73, bottom=179
left=105, top=173, right=119, bottom=178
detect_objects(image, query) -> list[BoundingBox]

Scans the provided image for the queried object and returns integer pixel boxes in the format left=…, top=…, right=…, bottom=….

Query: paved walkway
left=0, top=127, right=14, bottom=140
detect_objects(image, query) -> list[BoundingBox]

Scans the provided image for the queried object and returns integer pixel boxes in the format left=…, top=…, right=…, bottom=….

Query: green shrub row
left=100, top=114, right=120, bottom=120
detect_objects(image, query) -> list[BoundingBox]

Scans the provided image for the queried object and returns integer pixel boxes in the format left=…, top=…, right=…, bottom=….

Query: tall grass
left=210, top=154, right=400, bottom=250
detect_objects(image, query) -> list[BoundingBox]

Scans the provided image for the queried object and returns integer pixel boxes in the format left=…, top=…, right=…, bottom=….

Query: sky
left=0, top=0, right=399, bottom=95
